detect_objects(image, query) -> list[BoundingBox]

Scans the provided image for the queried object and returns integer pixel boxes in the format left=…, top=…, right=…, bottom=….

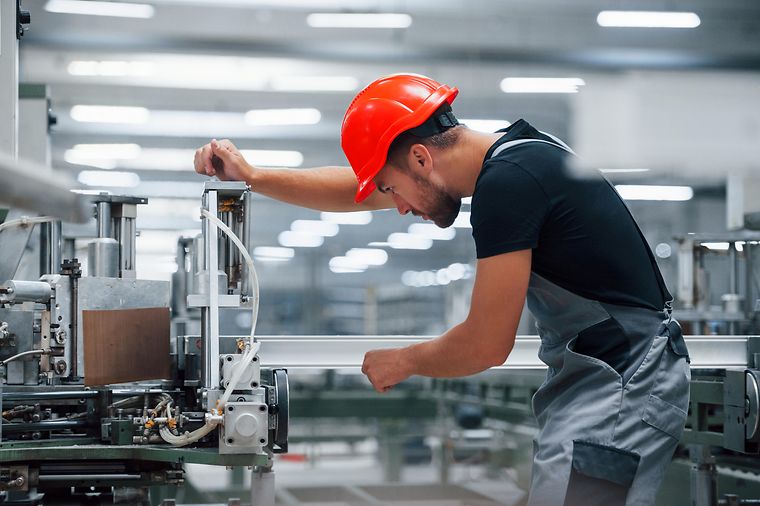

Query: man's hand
left=194, top=138, right=253, bottom=181
left=361, top=348, right=413, bottom=393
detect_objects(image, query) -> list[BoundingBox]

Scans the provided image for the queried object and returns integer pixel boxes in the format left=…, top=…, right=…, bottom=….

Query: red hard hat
left=341, top=73, right=459, bottom=203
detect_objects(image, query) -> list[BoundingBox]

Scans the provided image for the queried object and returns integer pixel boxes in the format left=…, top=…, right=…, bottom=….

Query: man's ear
left=408, top=143, right=433, bottom=176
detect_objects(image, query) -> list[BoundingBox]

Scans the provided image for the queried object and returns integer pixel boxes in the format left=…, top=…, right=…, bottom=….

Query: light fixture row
left=45, top=2, right=702, bottom=31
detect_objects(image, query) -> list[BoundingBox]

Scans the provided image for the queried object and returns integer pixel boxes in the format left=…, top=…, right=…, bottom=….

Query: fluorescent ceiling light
left=615, top=185, right=693, bottom=201
left=346, top=248, right=388, bottom=266
left=387, top=233, right=432, bottom=250
left=329, top=256, right=369, bottom=273
left=242, top=150, right=304, bottom=167
left=501, top=78, right=586, bottom=94
left=291, top=219, right=339, bottom=237
left=597, top=11, right=701, bottom=28
left=65, top=147, right=303, bottom=171
left=45, top=0, right=155, bottom=18
left=245, top=108, right=321, bottom=126
left=307, top=13, right=412, bottom=29
left=71, top=105, right=149, bottom=124
left=278, top=231, right=324, bottom=248
left=599, top=168, right=651, bottom=174
left=77, top=170, right=140, bottom=188
left=451, top=211, right=471, bottom=229
left=254, top=246, right=295, bottom=262
left=701, top=242, right=730, bottom=251
left=321, top=211, right=372, bottom=225
left=66, top=143, right=142, bottom=161
left=446, top=263, right=468, bottom=281
left=68, top=60, right=154, bottom=77
left=408, top=223, right=456, bottom=241
left=461, top=119, right=511, bottom=133
left=269, top=76, right=359, bottom=92
left=65, top=143, right=142, bottom=170
left=331, top=259, right=368, bottom=272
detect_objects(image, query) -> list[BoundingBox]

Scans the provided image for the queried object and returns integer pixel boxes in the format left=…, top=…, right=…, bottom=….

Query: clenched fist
left=194, top=138, right=253, bottom=182
left=361, top=348, right=414, bottom=393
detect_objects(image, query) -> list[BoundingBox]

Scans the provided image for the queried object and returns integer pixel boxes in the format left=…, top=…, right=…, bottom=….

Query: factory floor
left=182, top=455, right=527, bottom=505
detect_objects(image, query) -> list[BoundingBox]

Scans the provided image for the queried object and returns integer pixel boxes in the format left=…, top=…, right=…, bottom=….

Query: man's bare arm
left=194, top=139, right=394, bottom=212
left=362, top=249, right=531, bottom=389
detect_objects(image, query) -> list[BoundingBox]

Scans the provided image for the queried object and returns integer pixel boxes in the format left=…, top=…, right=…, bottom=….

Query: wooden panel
left=82, top=307, right=170, bottom=386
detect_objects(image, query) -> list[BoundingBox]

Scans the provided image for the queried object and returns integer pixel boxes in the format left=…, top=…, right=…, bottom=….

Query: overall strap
left=488, top=133, right=673, bottom=314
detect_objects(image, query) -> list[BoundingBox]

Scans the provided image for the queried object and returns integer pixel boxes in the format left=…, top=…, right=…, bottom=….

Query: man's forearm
left=404, top=321, right=512, bottom=378
left=247, top=165, right=390, bottom=212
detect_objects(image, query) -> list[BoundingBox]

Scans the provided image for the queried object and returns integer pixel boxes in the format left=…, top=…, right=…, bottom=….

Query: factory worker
left=194, top=73, right=690, bottom=506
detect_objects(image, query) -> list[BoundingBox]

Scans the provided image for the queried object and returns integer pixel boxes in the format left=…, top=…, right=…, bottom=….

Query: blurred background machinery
left=3, top=1, right=760, bottom=505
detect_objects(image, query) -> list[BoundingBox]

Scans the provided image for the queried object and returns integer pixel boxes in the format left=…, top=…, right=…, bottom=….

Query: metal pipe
left=87, top=238, right=119, bottom=277
left=1, top=390, right=99, bottom=401
left=0, top=280, right=52, bottom=304
left=241, top=192, right=256, bottom=301
left=210, top=334, right=752, bottom=370
left=0, top=154, right=91, bottom=223
left=39, top=220, right=62, bottom=275
left=746, top=243, right=754, bottom=316
left=1, top=349, right=49, bottom=366
left=1, top=420, right=88, bottom=433
left=96, top=202, right=112, bottom=238
left=38, top=474, right=141, bottom=482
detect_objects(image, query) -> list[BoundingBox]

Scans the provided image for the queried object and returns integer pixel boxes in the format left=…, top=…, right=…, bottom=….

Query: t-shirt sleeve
left=471, top=160, right=550, bottom=259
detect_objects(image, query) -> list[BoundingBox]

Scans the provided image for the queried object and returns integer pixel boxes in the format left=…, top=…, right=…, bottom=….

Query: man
left=194, top=73, right=690, bottom=505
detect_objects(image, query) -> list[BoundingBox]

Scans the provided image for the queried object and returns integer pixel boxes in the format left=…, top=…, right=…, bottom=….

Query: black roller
left=271, top=368, right=289, bottom=453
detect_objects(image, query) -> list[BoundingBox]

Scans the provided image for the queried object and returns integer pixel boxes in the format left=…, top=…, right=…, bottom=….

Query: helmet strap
left=407, top=104, right=459, bottom=138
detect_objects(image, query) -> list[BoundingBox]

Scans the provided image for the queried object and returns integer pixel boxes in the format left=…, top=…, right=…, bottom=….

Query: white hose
left=200, top=207, right=261, bottom=409
left=159, top=423, right=218, bottom=446
left=0, top=215, right=58, bottom=234
left=200, top=208, right=259, bottom=340
left=218, top=341, right=261, bottom=408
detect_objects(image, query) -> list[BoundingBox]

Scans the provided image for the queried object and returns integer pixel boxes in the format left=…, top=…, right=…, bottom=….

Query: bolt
left=252, top=356, right=258, bottom=362
left=259, top=438, right=266, bottom=444
left=11, top=476, right=24, bottom=487
left=55, top=330, right=66, bottom=344
left=259, top=406, right=267, bottom=412
left=227, top=438, right=234, bottom=445
left=227, top=406, right=234, bottom=412
left=54, top=360, right=67, bottom=375
left=251, top=382, right=258, bottom=388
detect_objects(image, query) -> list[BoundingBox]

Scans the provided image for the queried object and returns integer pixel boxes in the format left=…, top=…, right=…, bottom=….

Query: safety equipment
left=341, top=73, right=459, bottom=203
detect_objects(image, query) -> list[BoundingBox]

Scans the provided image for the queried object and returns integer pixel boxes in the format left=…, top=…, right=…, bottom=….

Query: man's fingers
left=201, top=144, right=215, bottom=176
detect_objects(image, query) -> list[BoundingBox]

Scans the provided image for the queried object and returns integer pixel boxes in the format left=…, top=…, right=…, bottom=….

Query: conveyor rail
left=251, top=335, right=756, bottom=369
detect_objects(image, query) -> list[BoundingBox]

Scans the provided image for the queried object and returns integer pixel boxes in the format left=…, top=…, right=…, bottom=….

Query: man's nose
left=392, top=194, right=411, bottom=215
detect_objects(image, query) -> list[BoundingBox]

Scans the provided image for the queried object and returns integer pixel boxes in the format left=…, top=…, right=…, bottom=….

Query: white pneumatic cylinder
left=251, top=468, right=275, bottom=506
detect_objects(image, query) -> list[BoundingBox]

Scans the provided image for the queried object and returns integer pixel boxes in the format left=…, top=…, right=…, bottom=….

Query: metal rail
left=251, top=335, right=757, bottom=370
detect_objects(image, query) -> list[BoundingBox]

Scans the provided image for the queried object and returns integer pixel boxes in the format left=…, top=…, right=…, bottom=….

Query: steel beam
left=251, top=335, right=757, bottom=370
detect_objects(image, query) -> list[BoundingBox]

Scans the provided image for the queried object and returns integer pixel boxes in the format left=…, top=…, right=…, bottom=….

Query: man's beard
left=414, top=175, right=460, bottom=228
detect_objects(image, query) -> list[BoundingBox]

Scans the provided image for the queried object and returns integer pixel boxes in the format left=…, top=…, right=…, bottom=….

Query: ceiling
left=14, top=0, right=760, bottom=289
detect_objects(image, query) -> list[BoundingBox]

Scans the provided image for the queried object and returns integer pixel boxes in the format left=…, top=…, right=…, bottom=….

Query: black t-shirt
left=471, top=119, right=668, bottom=311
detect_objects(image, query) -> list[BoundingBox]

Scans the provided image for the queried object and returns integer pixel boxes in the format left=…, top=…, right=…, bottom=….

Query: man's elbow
left=481, top=339, right=515, bottom=369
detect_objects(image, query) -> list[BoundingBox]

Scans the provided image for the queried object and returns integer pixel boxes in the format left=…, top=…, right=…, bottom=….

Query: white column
left=0, top=1, right=19, bottom=157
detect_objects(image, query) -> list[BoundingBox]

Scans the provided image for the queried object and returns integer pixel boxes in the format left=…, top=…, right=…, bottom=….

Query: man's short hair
left=386, top=123, right=464, bottom=171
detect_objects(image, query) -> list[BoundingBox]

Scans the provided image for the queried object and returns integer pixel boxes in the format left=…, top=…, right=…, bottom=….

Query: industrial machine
left=0, top=184, right=289, bottom=506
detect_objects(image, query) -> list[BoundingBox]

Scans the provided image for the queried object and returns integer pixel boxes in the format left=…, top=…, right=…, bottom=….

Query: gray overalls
left=489, top=138, right=691, bottom=505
